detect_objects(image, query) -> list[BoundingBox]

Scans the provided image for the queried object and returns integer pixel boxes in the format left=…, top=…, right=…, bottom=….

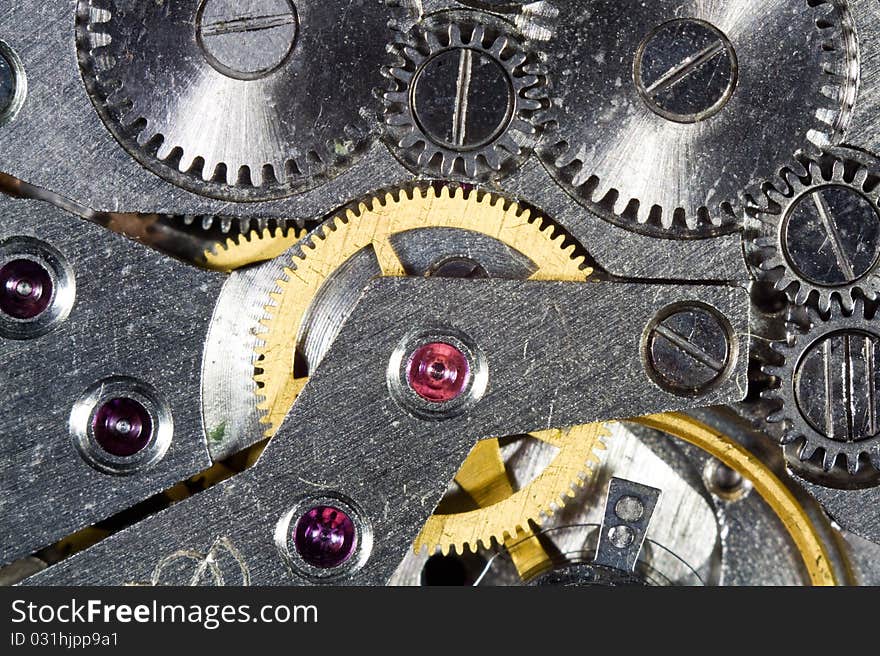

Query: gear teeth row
left=762, top=299, right=880, bottom=475
left=202, top=226, right=305, bottom=272
left=76, top=0, right=404, bottom=201
left=420, top=425, right=610, bottom=557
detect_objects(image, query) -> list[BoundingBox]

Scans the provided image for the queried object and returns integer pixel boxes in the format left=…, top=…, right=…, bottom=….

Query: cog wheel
left=78, top=0, right=409, bottom=201
left=383, top=20, right=549, bottom=179
left=254, top=183, right=592, bottom=434
left=747, top=153, right=880, bottom=313
left=539, top=0, right=857, bottom=237
left=414, top=423, right=609, bottom=556
left=763, top=300, right=880, bottom=474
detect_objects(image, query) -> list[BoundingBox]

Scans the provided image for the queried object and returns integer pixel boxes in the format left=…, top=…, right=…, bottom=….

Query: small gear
left=78, top=0, right=409, bottom=201
left=540, top=0, right=857, bottom=236
left=747, top=153, right=880, bottom=313
left=383, top=21, right=549, bottom=179
left=414, top=423, right=609, bottom=555
left=202, top=226, right=305, bottom=272
left=763, top=300, right=880, bottom=474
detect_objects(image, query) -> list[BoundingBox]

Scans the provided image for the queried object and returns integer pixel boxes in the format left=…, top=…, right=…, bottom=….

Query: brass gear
left=253, top=184, right=592, bottom=436
left=415, top=423, right=610, bottom=558
left=227, top=183, right=602, bottom=556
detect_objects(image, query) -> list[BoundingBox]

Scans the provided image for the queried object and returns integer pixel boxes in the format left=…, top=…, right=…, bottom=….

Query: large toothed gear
left=78, top=0, right=409, bottom=201
left=747, top=153, right=880, bottom=313
left=763, top=301, right=880, bottom=474
left=540, top=0, right=857, bottom=237
left=383, top=21, right=549, bottom=179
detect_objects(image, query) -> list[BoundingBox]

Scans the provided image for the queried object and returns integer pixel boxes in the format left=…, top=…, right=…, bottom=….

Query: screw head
left=196, top=0, right=299, bottom=81
left=635, top=18, right=737, bottom=123
left=608, top=525, right=636, bottom=549
left=412, top=47, right=513, bottom=151
left=783, top=185, right=880, bottom=287
left=0, top=48, right=14, bottom=116
left=614, top=495, right=645, bottom=522
left=645, top=303, right=733, bottom=396
left=0, top=39, right=25, bottom=125
left=0, top=258, right=53, bottom=319
left=796, top=330, right=880, bottom=443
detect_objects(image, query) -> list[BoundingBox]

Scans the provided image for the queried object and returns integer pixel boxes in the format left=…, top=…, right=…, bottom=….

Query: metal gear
left=78, top=0, right=408, bottom=201
left=747, top=152, right=880, bottom=313
left=253, top=183, right=592, bottom=435
left=414, top=423, right=610, bottom=556
left=382, top=20, right=549, bottom=179
left=539, top=0, right=857, bottom=237
left=763, top=300, right=880, bottom=474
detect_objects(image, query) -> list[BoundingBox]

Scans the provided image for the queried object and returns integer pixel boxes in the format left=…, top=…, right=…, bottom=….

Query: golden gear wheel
left=224, top=184, right=604, bottom=556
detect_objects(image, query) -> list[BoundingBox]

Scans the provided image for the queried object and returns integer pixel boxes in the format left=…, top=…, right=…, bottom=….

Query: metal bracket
left=27, top=276, right=749, bottom=584
left=594, top=477, right=661, bottom=572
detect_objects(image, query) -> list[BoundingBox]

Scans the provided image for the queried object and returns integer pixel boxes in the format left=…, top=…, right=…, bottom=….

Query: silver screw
left=646, top=304, right=732, bottom=395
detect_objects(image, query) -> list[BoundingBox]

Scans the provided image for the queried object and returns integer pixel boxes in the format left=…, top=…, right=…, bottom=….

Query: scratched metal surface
left=0, top=198, right=222, bottom=564
left=28, top=277, right=748, bottom=584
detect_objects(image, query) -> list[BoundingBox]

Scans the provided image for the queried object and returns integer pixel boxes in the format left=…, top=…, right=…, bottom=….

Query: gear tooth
left=765, top=409, right=785, bottom=424
left=794, top=283, right=812, bottom=306
left=822, top=449, right=840, bottom=472
left=798, top=441, right=819, bottom=461
left=839, top=291, right=855, bottom=313
left=853, top=296, right=867, bottom=318
left=471, top=24, right=486, bottom=47
left=854, top=166, right=870, bottom=189
left=845, top=454, right=861, bottom=476
left=447, top=23, right=462, bottom=46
